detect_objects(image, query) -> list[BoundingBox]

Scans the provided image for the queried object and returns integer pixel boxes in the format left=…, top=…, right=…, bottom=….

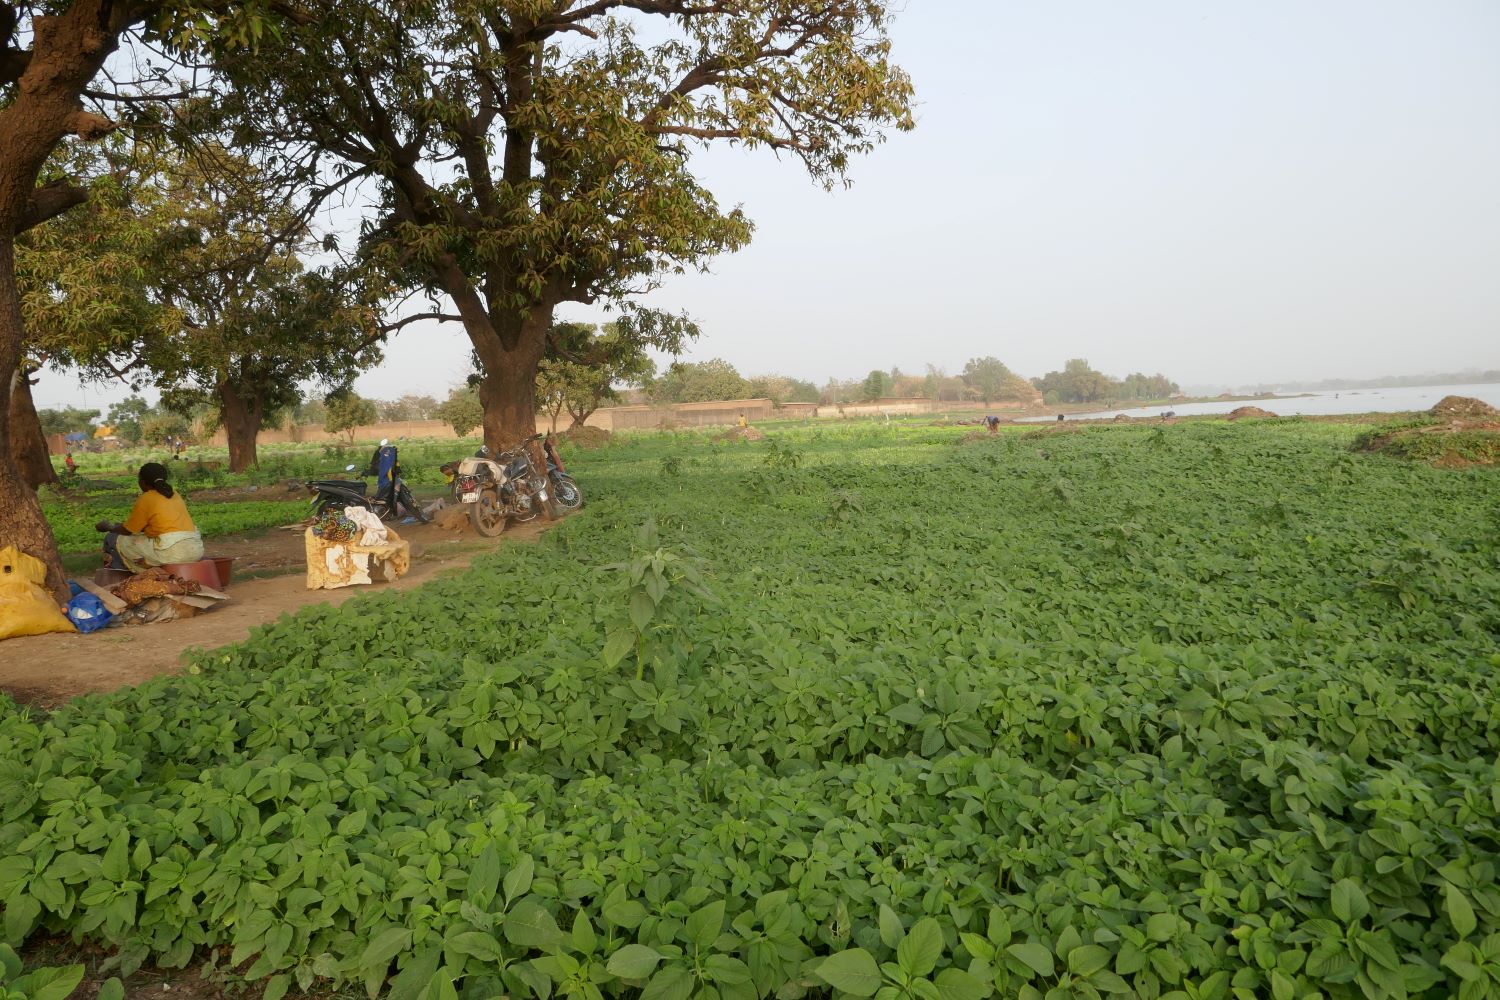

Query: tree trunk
left=472, top=310, right=550, bottom=452
left=467, top=306, right=555, bottom=520
left=10, top=371, right=59, bottom=488
left=218, top=383, right=262, bottom=472
left=0, top=3, right=138, bottom=603
left=0, top=236, right=69, bottom=601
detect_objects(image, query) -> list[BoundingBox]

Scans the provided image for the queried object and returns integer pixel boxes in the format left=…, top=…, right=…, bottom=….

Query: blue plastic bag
left=66, top=589, right=113, bottom=634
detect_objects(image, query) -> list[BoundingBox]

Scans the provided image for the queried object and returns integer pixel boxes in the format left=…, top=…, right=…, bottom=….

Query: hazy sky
left=35, top=0, right=1500, bottom=409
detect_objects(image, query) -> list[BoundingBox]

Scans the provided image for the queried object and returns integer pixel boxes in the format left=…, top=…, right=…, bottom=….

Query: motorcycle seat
left=310, top=479, right=368, bottom=494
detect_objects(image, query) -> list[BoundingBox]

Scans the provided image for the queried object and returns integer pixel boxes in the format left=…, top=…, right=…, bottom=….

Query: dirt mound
left=1112, top=414, right=1132, bottom=422
left=560, top=426, right=612, bottom=449
left=1429, top=395, right=1499, bottom=419
left=1228, top=406, right=1278, bottom=420
left=1020, top=425, right=1081, bottom=441
left=1355, top=421, right=1500, bottom=467
left=712, top=426, right=766, bottom=443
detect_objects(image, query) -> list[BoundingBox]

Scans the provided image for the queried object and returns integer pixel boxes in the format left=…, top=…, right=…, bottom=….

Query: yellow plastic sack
left=0, top=545, right=75, bottom=640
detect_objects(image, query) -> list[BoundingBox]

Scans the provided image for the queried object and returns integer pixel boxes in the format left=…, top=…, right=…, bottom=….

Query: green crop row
left=39, top=495, right=309, bottom=551
left=3, top=420, right=1499, bottom=1000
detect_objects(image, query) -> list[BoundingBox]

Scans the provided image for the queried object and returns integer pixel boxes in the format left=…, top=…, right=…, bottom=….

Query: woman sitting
left=96, top=463, right=204, bottom=572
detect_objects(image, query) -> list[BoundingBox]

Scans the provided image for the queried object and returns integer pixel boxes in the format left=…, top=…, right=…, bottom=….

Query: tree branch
left=14, top=179, right=90, bottom=234
left=380, top=311, right=463, bottom=334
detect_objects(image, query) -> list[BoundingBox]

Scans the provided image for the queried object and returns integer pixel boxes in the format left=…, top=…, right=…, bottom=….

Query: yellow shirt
left=122, top=490, right=197, bottom=537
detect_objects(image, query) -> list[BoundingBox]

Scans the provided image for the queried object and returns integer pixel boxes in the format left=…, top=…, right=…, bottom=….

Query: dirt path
left=1, top=514, right=551, bottom=708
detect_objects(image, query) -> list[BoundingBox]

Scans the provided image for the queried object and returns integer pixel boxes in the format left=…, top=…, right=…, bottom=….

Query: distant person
left=95, top=462, right=203, bottom=572
left=172, top=436, right=185, bottom=460
left=737, top=412, right=748, bottom=429
left=1056, top=413, right=1065, bottom=423
left=985, top=415, right=1000, bottom=434
left=64, top=452, right=76, bottom=476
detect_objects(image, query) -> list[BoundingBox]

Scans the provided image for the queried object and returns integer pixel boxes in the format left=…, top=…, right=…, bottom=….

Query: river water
left=1018, top=383, right=1500, bottom=423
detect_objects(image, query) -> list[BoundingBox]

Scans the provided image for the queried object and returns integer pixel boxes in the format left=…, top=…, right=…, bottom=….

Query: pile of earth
left=435, top=505, right=473, bottom=533
left=712, top=426, right=766, bottom=443
left=1228, top=406, right=1278, bottom=420
left=1429, top=395, right=1499, bottom=419
left=559, top=426, right=612, bottom=449
left=1354, top=418, right=1500, bottom=468
left=1112, top=414, right=1132, bottom=423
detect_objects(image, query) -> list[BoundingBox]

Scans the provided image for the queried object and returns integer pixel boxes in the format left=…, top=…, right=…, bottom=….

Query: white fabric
left=343, top=506, right=389, bottom=546
left=324, top=546, right=373, bottom=586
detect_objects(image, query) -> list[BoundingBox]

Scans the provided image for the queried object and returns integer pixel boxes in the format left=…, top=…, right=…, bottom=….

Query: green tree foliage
left=19, top=142, right=386, bottom=471
left=1033, top=359, right=1120, bottom=404
left=540, top=316, right=687, bottom=427
left=16, top=138, right=181, bottom=382
left=105, top=396, right=154, bottom=444
left=961, top=356, right=1038, bottom=404
left=1032, top=360, right=1180, bottom=405
left=290, top=396, right=329, bottom=428
left=140, top=411, right=192, bottom=444
left=538, top=313, right=690, bottom=426
left=434, top=384, right=483, bottom=437
left=0, top=0, right=281, bottom=597
left=376, top=395, right=439, bottom=422
left=221, top=1, right=914, bottom=449
left=1118, top=372, right=1180, bottom=401
left=141, top=151, right=384, bottom=470
left=648, top=359, right=750, bottom=405
left=860, top=369, right=894, bottom=401
left=746, top=374, right=821, bottom=405
left=324, top=390, right=378, bottom=443
left=36, top=406, right=98, bottom=438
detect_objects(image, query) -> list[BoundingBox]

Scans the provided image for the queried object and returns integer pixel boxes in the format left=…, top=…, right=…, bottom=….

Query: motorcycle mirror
left=345, top=464, right=357, bottom=472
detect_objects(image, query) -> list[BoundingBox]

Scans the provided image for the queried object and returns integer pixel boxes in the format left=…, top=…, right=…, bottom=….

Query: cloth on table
left=342, top=506, right=390, bottom=546
left=311, top=508, right=358, bottom=541
left=304, top=526, right=409, bottom=590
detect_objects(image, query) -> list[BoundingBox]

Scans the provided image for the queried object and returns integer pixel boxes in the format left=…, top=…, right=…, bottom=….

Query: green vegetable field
left=4, top=420, right=1499, bottom=1000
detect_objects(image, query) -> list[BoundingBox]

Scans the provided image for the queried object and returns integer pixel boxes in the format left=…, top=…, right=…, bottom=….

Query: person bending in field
left=95, top=462, right=203, bottom=572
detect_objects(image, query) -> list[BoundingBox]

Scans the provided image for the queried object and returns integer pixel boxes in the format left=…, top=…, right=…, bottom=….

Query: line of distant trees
left=632, top=356, right=1178, bottom=408
left=1239, top=370, right=1500, bottom=393
left=40, top=355, right=1184, bottom=447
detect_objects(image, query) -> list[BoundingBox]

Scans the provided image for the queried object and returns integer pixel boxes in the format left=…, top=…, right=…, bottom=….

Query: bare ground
left=1, top=514, right=552, bottom=707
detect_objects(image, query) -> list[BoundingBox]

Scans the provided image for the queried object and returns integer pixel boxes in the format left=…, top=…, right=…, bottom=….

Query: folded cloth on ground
left=111, top=567, right=202, bottom=605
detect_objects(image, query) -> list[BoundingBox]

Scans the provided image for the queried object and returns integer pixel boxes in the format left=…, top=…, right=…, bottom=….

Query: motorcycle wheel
left=549, top=475, right=583, bottom=514
left=400, top=485, right=429, bottom=523
left=469, top=491, right=507, bottom=537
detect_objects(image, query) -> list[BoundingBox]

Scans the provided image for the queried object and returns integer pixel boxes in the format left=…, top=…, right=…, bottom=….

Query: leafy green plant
left=4, top=417, right=1500, bottom=1000
left=762, top=437, right=803, bottom=470
left=0, top=946, right=88, bottom=1000
left=600, top=519, right=716, bottom=680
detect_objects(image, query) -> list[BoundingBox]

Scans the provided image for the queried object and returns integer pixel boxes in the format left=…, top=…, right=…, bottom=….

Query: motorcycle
left=445, top=434, right=581, bottom=536
left=542, top=436, right=584, bottom=514
left=306, top=465, right=428, bottom=523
